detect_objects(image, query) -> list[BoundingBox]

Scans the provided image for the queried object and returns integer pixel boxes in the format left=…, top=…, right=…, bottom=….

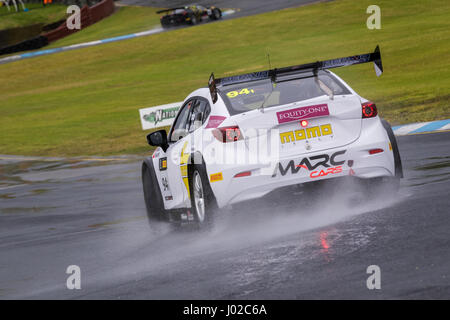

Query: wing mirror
left=146, top=129, right=169, bottom=152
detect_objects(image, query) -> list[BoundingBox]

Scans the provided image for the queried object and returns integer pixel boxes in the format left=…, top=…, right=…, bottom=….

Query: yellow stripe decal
left=180, top=141, right=190, bottom=198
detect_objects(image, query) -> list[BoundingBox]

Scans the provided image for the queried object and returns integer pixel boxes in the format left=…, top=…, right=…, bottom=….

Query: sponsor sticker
left=139, top=102, right=182, bottom=130
left=159, top=157, right=167, bottom=171
left=276, top=104, right=329, bottom=124
left=205, top=115, right=226, bottom=129
left=221, top=71, right=270, bottom=86
left=180, top=142, right=191, bottom=198
left=161, top=177, right=169, bottom=191
left=210, top=172, right=223, bottom=182
left=280, top=123, right=333, bottom=144
left=310, top=166, right=343, bottom=178
left=273, top=150, right=347, bottom=177
left=152, top=147, right=161, bottom=159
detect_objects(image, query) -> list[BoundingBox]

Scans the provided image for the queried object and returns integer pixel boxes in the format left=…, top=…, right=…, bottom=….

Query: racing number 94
left=226, top=88, right=255, bottom=98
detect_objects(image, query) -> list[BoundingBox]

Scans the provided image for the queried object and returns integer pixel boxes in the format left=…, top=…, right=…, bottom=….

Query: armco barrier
left=43, top=0, right=115, bottom=43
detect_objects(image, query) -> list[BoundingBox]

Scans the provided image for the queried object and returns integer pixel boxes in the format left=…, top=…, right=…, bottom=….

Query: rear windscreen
left=219, top=71, right=351, bottom=115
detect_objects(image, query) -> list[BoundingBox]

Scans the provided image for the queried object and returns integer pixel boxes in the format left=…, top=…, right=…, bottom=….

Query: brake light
left=369, top=148, right=384, bottom=155
left=212, top=126, right=243, bottom=143
left=362, top=101, right=378, bottom=118
left=300, top=120, right=309, bottom=127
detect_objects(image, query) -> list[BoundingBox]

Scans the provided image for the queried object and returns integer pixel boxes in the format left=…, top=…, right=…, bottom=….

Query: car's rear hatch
left=233, top=95, right=362, bottom=158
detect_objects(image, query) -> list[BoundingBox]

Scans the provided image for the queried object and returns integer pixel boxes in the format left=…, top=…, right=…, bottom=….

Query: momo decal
left=272, top=150, right=346, bottom=177
left=280, top=124, right=333, bottom=144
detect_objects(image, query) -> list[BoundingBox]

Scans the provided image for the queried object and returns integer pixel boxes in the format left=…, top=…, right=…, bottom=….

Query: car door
left=162, top=97, right=211, bottom=209
left=164, top=99, right=195, bottom=209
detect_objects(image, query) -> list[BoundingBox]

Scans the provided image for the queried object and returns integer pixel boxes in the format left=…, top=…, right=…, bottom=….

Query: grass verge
left=46, top=5, right=162, bottom=48
left=0, top=0, right=449, bottom=156
left=0, top=3, right=66, bottom=30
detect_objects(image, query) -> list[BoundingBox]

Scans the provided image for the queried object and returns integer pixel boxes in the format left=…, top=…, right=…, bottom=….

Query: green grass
left=0, top=0, right=449, bottom=156
left=46, top=6, right=162, bottom=48
left=0, top=3, right=67, bottom=30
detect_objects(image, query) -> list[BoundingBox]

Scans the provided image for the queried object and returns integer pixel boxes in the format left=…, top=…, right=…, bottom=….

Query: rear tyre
left=142, top=162, right=167, bottom=223
left=188, top=162, right=217, bottom=227
left=210, top=8, right=222, bottom=20
left=190, top=14, right=198, bottom=25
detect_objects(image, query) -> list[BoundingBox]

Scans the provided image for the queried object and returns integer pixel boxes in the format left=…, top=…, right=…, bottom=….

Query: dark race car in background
left=157, top=4, right=222, bottom=28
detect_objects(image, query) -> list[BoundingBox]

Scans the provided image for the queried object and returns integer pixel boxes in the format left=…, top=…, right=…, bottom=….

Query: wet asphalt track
left=0, top=131, right=449, bottom=299
left=120, top=0, right=322, bottom=19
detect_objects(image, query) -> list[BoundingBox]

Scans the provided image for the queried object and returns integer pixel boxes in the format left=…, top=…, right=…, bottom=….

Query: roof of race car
left=156, top=5, right=212, bottom=14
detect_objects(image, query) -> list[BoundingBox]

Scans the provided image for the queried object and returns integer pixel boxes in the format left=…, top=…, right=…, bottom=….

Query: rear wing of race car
left=156, top=7, right=185, bottom=14
left=208, top=45, right=383, bottom=103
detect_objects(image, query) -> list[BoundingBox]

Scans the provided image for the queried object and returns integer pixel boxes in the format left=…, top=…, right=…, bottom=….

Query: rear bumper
left=208, top=117, right=396, bottom=208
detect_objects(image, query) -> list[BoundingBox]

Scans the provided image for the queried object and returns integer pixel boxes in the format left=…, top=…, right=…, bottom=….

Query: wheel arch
left=141, top=157, right=166, bottom=216
left=381, top=118, right=404, bottom=178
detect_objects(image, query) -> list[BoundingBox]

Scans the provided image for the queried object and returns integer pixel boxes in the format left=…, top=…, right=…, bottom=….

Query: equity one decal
left=272, top=150, right=346, bottom=177
left=276, top=104, right=329, bottom=124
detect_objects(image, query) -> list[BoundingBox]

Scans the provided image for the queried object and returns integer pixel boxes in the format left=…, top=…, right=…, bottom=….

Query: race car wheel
left=188, top=163, right=217, bottom=226
left=190, top=15, right=198, bottom=25
left=211, top=8, right=222, bottom=20
left=142, top=161, right=167, bottom=223
left=192, top=171, right=206, bottom=223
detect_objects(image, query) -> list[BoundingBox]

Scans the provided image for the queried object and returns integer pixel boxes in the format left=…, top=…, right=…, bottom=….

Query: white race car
left=142, top=46, right=403, bottom=226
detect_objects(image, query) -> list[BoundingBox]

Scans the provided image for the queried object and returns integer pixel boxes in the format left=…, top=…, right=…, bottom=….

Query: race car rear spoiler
left=208, top=46, right=383, bottom=103
left=156, top=7, right=185, bottom=14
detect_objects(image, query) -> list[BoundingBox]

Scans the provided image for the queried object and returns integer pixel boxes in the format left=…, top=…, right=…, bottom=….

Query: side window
left=188, top=99, right=211, bottom=132
left=169, top=100, right=193, bottom=143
